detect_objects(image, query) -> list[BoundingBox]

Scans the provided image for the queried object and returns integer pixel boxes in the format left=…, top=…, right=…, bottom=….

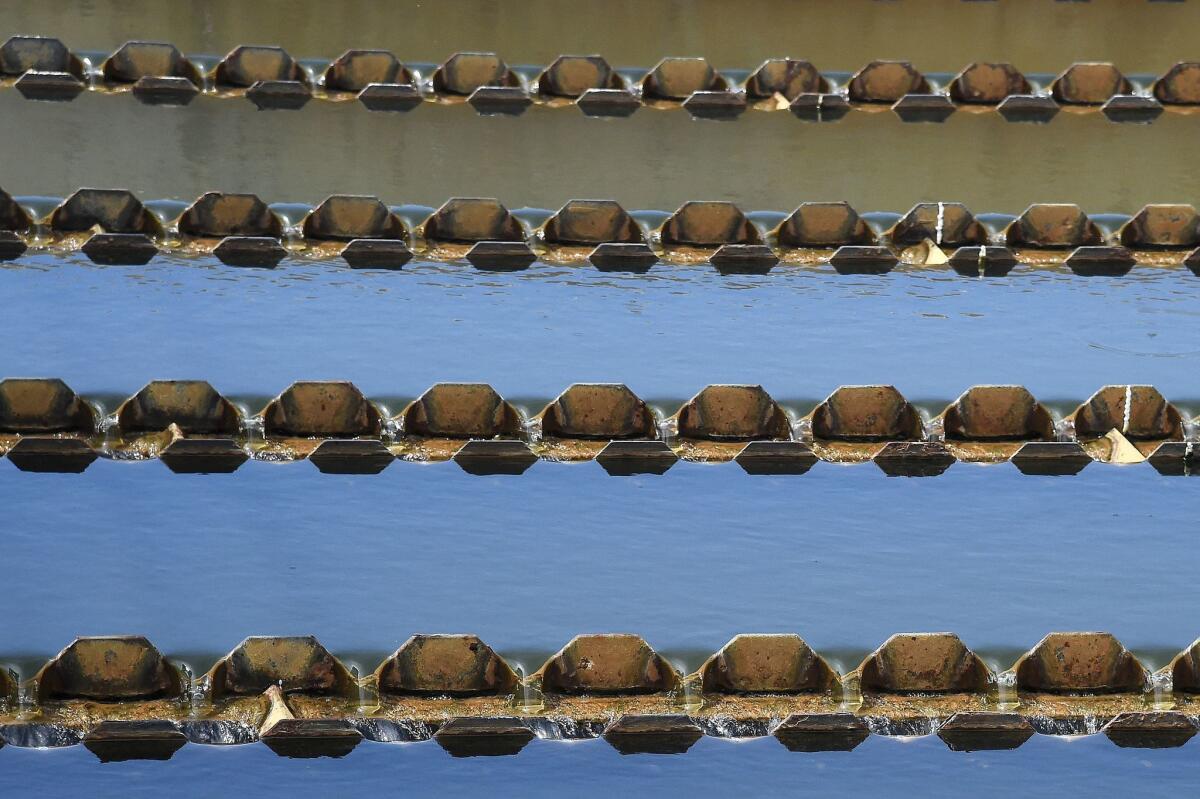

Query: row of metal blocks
left=3, top=631, right=1200, bottom=759
left=4, top=189, right=1200, bottom=276
left=0, top=37, right=1195, bottom=123
left=0, top=379, right=1195, bottom=476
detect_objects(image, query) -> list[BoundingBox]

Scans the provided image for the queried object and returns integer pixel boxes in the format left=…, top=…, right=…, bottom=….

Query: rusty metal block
left=674, top=385, right=791, bottom=441
left=789, top=92, right=849, bottom=122
left=711, top=244, right=777, bottom=273
left=1005, top=204, right=1102, bottom=248
left=180, top=192, right=282, bottom=238
left=116, top=380, right=239, bottom=435
left=260, top=718, right=362, bottom=759
left=536, top=384, right=656, bottom=439
left=948, top=245, right=1018, bottom=276
left=1168, top=638, right=1200, bottom=692
left=1119, top=205, right=1200, bottom=248
left=809, top=386, right=922, bottom=441
left=940, top=386, right=1055, bottom=441
left=14, top=70, right=84, bottom=100
left=49, top=188, right=162, bottom=235
left=744, top=59, right=826, bottom=100
left=1101, top=95, right=1163, bottom=123
left=1069, top=385, right=1183, bottom=440
left=358, top=82, right=422, bottom=112
left=0, top=378, right=94, bottom=432
left=683, top=90, right=746, bottom=120
left=131, top=75, right=198, bottom=105
left=774, top=713, right=869, bottom=752
left=595, top=440, right=677, bottom=476
left=937, top=712, right=1034, bottom=752
left=206, top=636, right=355, bottom=698
left=5, top=436, right=97, bottom=472
left=323, top=49, right=409, bottom=92
left=1052, top=63, right=1131, bottom=104
left=1065, top=245, right=1135, bottom=276
left=576, top=88, right=640, bottom=117
left=83, top=721, right=187, bottom=763
left=1153, top=62, right=1200, bottom=104
left=699, top=634, right=837, bottom=694
left=829, top=245, right=897, bottom=273
left=873, top=441, right=955, bottom=477
left=375, top=635, right=518, bottom=696
left=847, top=61, right=929, bottom=103
left=431, top=52, right=516, bottom=95
left=537, top=55, right=619, bottom=97
left=465, top=240, right=536, bottom=270
left=341, top=238, right=412, bottom=268
left=1014, top=632, right=1146, bottom=693
left=453, top=439, right=538, bottom=475
left=247, top=79, right=311, bottom=110
left=641, top=57, right=727, bottom=100
left=102, top=41, right=200, bottom=85
left=159, top=433, right=248, bottom=474
left=0, top=187, right=32, bottom=232
left=1011, top=441, right=1092, bottom=475
left=81, top=232, right=158, bottom=265
left=542, top=200, right=642, bottom=245
left=212, top=236, right=285, bottom=267
left=604, top=715, right=702, bottom=755
left=423, top=198, right=523, bottom=243
left=660, top=201, right=759, bottom=246
left=261, top=381, right=382, bottom=437
left=997, top=94, right=1060, bottom=123
left=468, top=86, right=531, bottom=115
left=434, top=717, right=533, bottom=757
left=0, top=36, right=81, bottom=77
left=214, top=45, right=305, bottom=88
left=302, top=195, right=404, bottom=242
left=401, top=383, right=523, bottom=438
left=1146, top=442, right=1200, bottom=476
left=775, top=202, right=874, bottom=248
left=536, top=634, right=678, bottom=694
left=949, top=63, right=1030, bottom=104
left=307, top=439, right=393, bottom=474
left=857, top=633, right=990, bottom=693
left=589, top=242, right=658, bottom=272
left=892, top=94, right=956, bottom=123
left=887, top=203, right=987, bottom=247
left=1103, top=712, right=1197, bottom=749
left=735, top=440, right=818, bottom=475
left=35, top=636, right=182, bottom=701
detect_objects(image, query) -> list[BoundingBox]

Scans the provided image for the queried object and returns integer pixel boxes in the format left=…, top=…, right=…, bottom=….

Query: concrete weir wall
left=2, top=632, right=1200, bottom=759
left=0, top=379, right=1195, bottom=475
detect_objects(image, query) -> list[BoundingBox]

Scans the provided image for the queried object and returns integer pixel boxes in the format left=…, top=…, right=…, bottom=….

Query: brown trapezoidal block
left=1146, top=442, right=1200, bottom=476
left=536, top=634, right=679, bottom=694
left=1068, top=385, right=1183, bottom=440
left=745, top=59, right=827, bottom=100
left=465, top=240, right=536, bottom=270
left=892, top=94, right=956, bottom=123
left=829, top=245, right=897, bottom=273
left=848, top=61, right=929, bottom=103
left=939, top=385, right=1055, bottom=441
left=887, top=203, right=987, bottom=247
left=261, top=718, right=363, bottom=759
left=789, top=93, right=849, bottom=121
left=375, top=634, right=518, bottom=696
left=1051, top=62, right=1131, bottom=105
left=604, top=714, right=702, bottom=755
left=102, top=41, right=200, bottom=85
left=206, top=635, right=356, bottom=698
left=214, top=45, right=306, bottom=88
left=213, top=236, right=286, bottom=267
left=431, top=52, right=517, bottom=95
left=5, top=436, right=97, bottom=472
left=1101, top=95, right=1163, bottom=124
left=699, top=634, right=838, bottom=694
left=307, top=439, right=394, bottom=474
left=1014, top=632, right=1147, bottom=693
left=576, top=88, right=640, bottom=117
left=873, top=441, right=956, bottom=477
left=0, top=36, right=83, bottom=78
left=302, top=195, right=405, bottom=241
left=247, top=80, right=311, bottom=110
left=683, top=90, right=746, bottom=120
left=660, top=201, right=760, bottom=246
left=595, top=440, right=677, bottom=476
left=1167, top=638, right=1200, bottom=692
left=83, top=720, right=187, bottom=763
left=434, top=717, right=533, bottom=757
left=1011, top=441, right=1092, bottom=475
left=1153, top=62, right=1200, bottom=104
left=734, top=441, right=818, bottom=475
left=1065, top=246, right=1135, bottom=276
left=131, top=75, right=198, bottom=105
left=537, top=55, right=620, bottom=97
left=775, top=202, right=874, bottom=248
left=948, top=246, right=1018, bottom=276
left=641, top=57, right=727, bottom=100
left=179, top=192, right=282, bottom=238
left=323, top=49, right=410, bottom=92
left=0, top=377, right=95, bottom=433
left=588, top=242, right=658, bottom=271
left=1118, top=205, right=1200, bottom=248
left=116, top=380, right=239, bottom=435
left=710, top=244, right=777, bottom=273
left=401, top=383, right=523, bottom=438
left=50, top=188, right=162, bottom=236
left=1103, top=712, right=1197, bottom=749
left=1004, top=204, right=1102, bottom=248
left=542, top=200, right=642, bottom=245
left=159, top=433, right=248, bottom=474
left=35, top=636, right=182, bottom=701
left=997, top=94, right=1060, bottom=123
left=0, top=230, right=26, bottom=260
left=949, top=63, right=1030, bottom=104
left=261, top=381, right=382, bottom=438
left=809, top=385, right=923, bottom=441
left=81, top=232, right=158, bottom=265
left=536, top=384, right=656, bottom=439
left=856, top=633, right=991, bottom=693
left=423, top=198, right=523, bottom=243
left=674, top=385, right=791, bottom=441
left=0, top=186, right=32, bottom=232
left=774, top=713, right=869, bottom=752
left=15, top=70, right=84, bottom=100
left=452, top=439, right=539, bottom=475
left=341, top=238, right=412, bottom=268
left=468, top=85, right=531, bottom=115
left=358, top=82, right=422, bottom=111
left=937, top=712, right=1034, bottom=752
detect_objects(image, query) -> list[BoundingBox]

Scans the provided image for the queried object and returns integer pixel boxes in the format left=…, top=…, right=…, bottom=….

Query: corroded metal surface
left=3, top=631, right=1199, bottom=758
left=0, top=379, right=1195, bottom=473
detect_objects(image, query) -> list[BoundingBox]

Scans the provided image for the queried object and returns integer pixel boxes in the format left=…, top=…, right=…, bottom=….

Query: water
left=0, top=735, right=1197, bottom=798
left=1, top=251, right=1198, bottom=400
